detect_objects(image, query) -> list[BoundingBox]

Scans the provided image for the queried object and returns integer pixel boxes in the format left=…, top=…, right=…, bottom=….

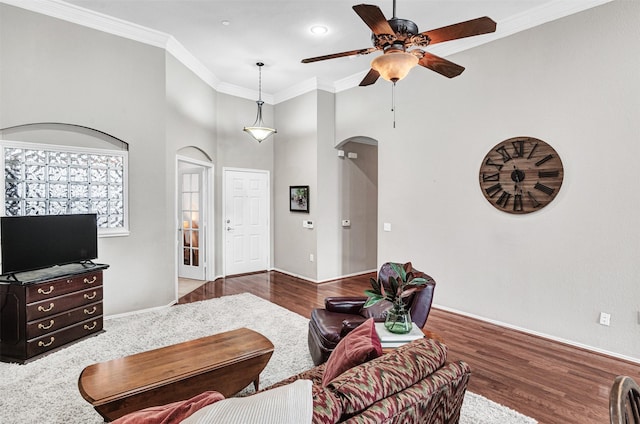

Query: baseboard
left=432, top=303, right=640, bottom=364
left=271, top=267, right=376, bottom=284
left=105, top=300, right=176, bottom=320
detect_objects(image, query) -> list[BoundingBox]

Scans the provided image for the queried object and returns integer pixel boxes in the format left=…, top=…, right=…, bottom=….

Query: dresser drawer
left=26, top=271, right=103, bottom=303
left=27, top=287, right=103, bottom=321
left=26, top=301, right=103, bottom=339
left=26, top=317, right=103, bottom=358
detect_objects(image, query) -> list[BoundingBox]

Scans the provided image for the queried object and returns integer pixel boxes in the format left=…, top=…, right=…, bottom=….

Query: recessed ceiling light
left=310, top=25, right=328, bottom=35
left=221, top=20, right=230, bottom=26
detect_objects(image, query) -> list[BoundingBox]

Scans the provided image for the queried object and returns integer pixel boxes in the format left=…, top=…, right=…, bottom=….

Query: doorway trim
left=222, top=167, right=270, bottom=276
left=175, top=155, right=214, bottom=298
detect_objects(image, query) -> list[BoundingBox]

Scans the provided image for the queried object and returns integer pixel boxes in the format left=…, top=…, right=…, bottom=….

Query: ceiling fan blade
left=353, top=4, right=394, bottom=36
left=418, top=52, right=465, bottom=78
left=422, top=16, right=497, bottom=45
left=301, top=47, right=377, bottom=63
left=359, top=68, right=380, bottom=86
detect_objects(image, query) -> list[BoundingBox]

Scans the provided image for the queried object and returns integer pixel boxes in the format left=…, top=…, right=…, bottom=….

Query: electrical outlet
left=309, top=254, right=314, bottom=262
left=599, top=312, right=611, bottom=326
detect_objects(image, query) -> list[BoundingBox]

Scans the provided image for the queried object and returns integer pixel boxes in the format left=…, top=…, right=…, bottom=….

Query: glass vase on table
left=384, top=305, right=412, bottom=334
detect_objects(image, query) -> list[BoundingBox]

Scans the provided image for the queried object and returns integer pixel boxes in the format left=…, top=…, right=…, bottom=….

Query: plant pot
left=384, top=308, right=412, bottom=334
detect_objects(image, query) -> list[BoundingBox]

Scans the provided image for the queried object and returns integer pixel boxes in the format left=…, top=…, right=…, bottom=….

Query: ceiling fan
left=301, top=1, right=497, bottom=86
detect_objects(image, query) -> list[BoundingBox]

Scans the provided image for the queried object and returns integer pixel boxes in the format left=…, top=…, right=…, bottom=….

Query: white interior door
left=224, top=169, right=269, bottom=276
left=179, top=167, right=206, bottom=280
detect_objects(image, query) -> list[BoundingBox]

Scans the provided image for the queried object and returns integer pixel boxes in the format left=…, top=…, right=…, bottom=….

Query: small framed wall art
left=290, top=185, right=309, bottom=213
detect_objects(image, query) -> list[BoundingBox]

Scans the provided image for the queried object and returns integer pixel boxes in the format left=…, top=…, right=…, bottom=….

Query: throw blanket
left=182, top=380, right=313, bottom=424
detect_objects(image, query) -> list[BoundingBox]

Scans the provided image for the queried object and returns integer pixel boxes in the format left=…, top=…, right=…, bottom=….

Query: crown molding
left=1, top=0, right=169, bottom=47
left=165, top=37, right=221, bottom=91
left=273, top=77, right=336, bottom=104
left=2, top=0, right=613, bottom=104
left=428, top=0, right=614, bottom=56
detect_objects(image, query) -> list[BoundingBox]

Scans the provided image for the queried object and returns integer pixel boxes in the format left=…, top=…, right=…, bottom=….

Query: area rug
left=0, top=293, right=535, bottom=423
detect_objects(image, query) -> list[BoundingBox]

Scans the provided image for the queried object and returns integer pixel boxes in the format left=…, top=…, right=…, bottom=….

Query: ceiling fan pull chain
left=391, top=82, right=396, bottom=128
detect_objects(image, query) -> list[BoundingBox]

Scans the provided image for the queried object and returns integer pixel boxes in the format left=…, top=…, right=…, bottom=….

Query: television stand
left=0, top=263, right=109, bottom=364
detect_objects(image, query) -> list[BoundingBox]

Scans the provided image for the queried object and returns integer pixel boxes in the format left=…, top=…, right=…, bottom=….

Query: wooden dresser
left=0, top=263, right=109, bottom=364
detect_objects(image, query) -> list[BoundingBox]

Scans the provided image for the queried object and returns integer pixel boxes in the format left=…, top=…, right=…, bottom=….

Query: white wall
left=316, top=90, right=341, bottom=281
left=338, top=141, right=378, bottom=275
left=273, top=91, right=318, bottom=280
left=335, top=0, right=640, bottom=360
left=0, top=4, right=174, bottom=315
left=273, top=90, right=377, bottom=282
left=215, top=92, right=276, bottom=274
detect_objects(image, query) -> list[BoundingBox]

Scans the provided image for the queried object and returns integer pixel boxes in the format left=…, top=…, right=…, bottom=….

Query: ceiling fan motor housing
left=372, top=18, right=430, bottom=51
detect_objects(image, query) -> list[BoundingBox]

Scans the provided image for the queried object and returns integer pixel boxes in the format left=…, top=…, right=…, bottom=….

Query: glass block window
left=2, top=141, right=128, bottom=235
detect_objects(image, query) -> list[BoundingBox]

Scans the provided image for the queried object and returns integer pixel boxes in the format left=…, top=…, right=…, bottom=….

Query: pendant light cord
left=258, top=62, right=264, bottom=101
left=257, top=62, right=263, bottom=102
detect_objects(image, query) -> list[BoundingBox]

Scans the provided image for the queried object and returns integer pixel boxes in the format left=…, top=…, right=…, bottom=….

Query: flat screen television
left=0, top=213, right=98, bottom=276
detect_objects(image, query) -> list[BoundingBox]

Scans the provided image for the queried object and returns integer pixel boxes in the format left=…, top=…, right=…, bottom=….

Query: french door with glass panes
left=179, top=167, right=205, bottom=280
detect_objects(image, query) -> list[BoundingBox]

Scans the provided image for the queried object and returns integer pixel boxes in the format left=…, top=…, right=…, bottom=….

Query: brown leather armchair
left=307, top=262, right=436, bottom=365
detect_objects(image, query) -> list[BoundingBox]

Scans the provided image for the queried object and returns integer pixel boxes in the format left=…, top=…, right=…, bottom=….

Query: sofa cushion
left=311, top=386, right=343, bottom=424
left=340, top=361, right=471, bottom=424
left=260, top=364, right=343, bottom=424
left=327, top=337, right=448, bottom=415
left=322, top=318, right=382, bottom=386
left=181, top=380, right=313, bottom=424
left=111, top=391, right=225, bottom=424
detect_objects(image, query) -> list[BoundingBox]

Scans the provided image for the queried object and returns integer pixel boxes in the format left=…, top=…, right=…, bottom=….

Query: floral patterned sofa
left=264, top=337, right=470, bottom=424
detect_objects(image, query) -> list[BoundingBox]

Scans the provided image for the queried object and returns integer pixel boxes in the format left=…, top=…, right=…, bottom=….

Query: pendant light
left=243, top=62, right=277, bottom=142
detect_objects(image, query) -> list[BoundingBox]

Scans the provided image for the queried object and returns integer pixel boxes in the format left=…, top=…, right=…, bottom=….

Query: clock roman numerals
left=496, top=191, right=511, bottom=208
left=527, top=191, right=542, bottom=208
left=511, top=140, right=525, bottom=158
left=538, top=170, right=559, bottom=178
left=513, top=194, right=523, bottom=212
left=485, top=183, right=502, bottom=198
left=482, top=172, right=500, bottom=182
left=535, top=155, right=553, bottom=167
left=484, top=157, right=504, bottom=171
left=495, top=146, right=512, bottom=163
left=534, top=182, right=555, bottom=196
left=527, top=143, right=538, bottom=160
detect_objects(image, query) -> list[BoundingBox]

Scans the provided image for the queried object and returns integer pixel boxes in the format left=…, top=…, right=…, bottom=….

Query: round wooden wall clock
left=479, top=137, right=564, bottom=214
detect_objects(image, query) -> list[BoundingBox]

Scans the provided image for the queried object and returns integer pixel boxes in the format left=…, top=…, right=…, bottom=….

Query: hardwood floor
left=178, top=271, right=639, bottom=423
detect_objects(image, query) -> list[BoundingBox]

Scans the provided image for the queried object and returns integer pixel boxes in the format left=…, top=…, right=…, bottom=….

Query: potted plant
left=363, top=262, right=429, bottom=334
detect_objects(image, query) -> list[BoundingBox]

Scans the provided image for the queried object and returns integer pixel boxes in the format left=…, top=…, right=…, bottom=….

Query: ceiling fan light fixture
left=371, top=51, right=418, bottom=83
left=243, top=62, right=277, bottom=143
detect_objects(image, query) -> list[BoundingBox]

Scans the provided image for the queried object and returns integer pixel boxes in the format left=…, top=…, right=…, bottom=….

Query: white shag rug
left=0, top=293, right=536, bottom=423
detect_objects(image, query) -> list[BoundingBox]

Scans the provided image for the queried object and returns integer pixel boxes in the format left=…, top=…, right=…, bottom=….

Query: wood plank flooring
left=178, top=271, right=639, bottom=424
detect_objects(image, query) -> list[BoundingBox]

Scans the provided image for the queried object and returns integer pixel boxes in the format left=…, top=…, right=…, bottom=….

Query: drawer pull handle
left=84, top=306, right=97, bottom=315
left=38, top=303, right=54, bottom=312
left=84, top=276, right=98, bottom=284
left=38, top=320, right=55, bottom=330
left=84, top=322, right=97, bottom=331
left=84, top=292, right=97, bottom=300
left=38, top=286, right=54, bottom=295
left=38, top=337, right=55, bottom=347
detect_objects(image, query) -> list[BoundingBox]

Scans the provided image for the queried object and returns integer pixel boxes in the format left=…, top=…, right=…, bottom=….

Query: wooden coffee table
left=78, top=327, right=274, bottom=421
